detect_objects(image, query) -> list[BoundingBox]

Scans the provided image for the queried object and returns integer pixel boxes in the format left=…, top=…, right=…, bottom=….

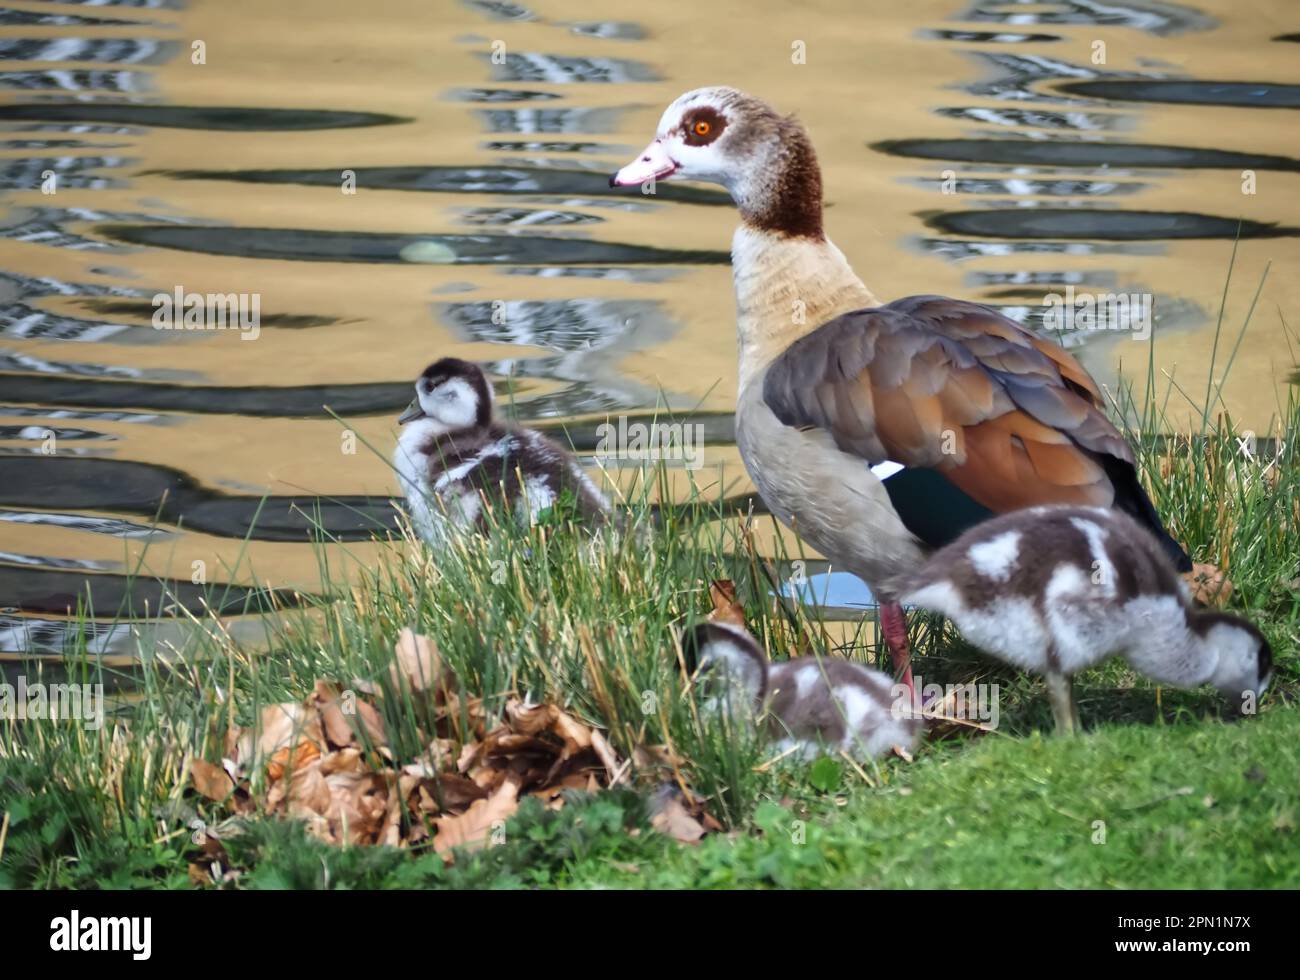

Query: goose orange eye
left=693, top=120, right=711, bottom=136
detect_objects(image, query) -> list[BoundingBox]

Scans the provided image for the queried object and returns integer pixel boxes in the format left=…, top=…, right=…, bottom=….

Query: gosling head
left=1193, top=611, right=1274, bottom=710
left=680, top=620, right=769, bottom=716
left=398, top=357, right=494, bottom=435
left=610, top=86, right=824, bottom=239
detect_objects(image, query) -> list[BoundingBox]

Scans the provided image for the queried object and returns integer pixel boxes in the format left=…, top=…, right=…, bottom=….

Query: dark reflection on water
left=2, top=565, right=303, bottom=618
left=0, top=103, right=409, bottom=130
left=448, top=87, right=562, bottom=102
left=79, top=299, right=342, bottom=331
left=926, top=209, right=1294, bottom=240
left=0, top=375, right=415, bottom=417
left=0, top=457, right=399, bottom=544
left=150, top=164, right=732, bottom=203
left=99, top=223, right=732, bottom=266
left=873, top=137, right=1300, bottom=172
left=920, top=29, right=1063, bottom=43
left=0, top=374, right=710, bottom=422
left=1058, top=79, right=1300, bottom=108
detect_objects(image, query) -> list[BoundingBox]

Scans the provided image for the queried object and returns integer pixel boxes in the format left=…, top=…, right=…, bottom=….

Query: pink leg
left=879, top=601, right=918, bottom=711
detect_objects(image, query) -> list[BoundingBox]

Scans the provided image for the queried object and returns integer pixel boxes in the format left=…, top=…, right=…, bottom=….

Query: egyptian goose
left=612, top=87, right=1190, bottom=700
left=393, top=357, right=609, bottom=545
left=895, top=506, right=1271, bottom=732
left=683, top=621, right=920, bottom=760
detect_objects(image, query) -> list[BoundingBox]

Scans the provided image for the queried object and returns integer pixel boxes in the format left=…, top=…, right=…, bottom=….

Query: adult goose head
left=612, top=89, right=1190, bottom=703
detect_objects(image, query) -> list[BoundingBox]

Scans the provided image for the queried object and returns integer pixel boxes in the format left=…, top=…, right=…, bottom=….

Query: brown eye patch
left=682, top=106, right=725, bottom=146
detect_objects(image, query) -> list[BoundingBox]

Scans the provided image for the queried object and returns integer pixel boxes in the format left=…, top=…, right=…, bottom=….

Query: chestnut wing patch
left=761, top=295, right=1134, bottom=514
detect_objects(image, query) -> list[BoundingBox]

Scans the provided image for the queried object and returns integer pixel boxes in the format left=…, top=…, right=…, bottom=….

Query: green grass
left=1, top=298, right=1297, bottom=890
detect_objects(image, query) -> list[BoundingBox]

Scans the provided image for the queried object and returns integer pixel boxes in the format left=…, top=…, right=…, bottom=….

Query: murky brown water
left=1, top=0, right=1297, bottom=656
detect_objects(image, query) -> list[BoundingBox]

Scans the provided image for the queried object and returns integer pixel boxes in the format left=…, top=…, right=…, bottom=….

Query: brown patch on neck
left=743, top=119, right=824, bottom=240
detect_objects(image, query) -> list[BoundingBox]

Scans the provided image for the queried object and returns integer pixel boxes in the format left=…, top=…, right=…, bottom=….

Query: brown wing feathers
left=763, top=296, right=1124, bottom=512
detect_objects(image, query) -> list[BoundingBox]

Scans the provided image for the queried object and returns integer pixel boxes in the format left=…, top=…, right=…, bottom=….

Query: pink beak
left=609, top=139, right=678, bottom=187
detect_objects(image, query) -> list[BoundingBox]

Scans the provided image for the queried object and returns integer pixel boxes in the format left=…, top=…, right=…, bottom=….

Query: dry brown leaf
left=189, top=757, right=234, bottom=802
left=232, top=702, right=324, bottom=773
left=504, top=701, right=591, bottom=757
left=1184, top=562, right=1233, bottom=606
left=312, top=679, right=388, bottom=749
left=401, top=738, right=456, bottom=778
left=456, top=740, right=481, bottom=774
left=708, top=579, right=746, bottom=627
left=550, top=710, right=593, bottom=759
left=649, top=786, right=706, bottom=844
left=433, top=776, right=520, bottom=859
left=267, top=739, right=321, bottom=781
left=295, top=770, right=390, bottom=846
left=390, top=627, right=455, bottom=702
left=416, top=772, right=488, bottom=813
left=271, top=759, right=330, bottom=817
left=505, top=700, right=557, bottom=736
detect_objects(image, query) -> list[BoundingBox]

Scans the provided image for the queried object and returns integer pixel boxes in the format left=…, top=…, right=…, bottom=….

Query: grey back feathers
left=684, top=622, right=919, bottom=760
left=393, top=358, right=610, bottom=545
left=895, top=506, right=1272, bottom=703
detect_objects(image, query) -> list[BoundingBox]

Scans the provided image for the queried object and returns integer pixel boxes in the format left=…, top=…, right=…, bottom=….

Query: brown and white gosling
left=893, top=506, right=1273, bottom=733
left=611, top=89, right=1191, bottom=707
left=393, top=357, right=610, bottom=545
left=683, top=621, right=920, bottom=760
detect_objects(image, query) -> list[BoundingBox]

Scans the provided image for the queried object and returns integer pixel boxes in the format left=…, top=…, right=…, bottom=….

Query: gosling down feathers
left=612, top=87, right=1190, bottom=701
left=894, top=506, right=1272, bottom=732
left=683, top=621, right=919, bottom=760
left=393, top=357, right=609, bottom=544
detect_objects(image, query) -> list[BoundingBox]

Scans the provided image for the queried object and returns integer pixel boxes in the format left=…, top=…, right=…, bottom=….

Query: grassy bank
left=1, top=333, right=1297, bottom=889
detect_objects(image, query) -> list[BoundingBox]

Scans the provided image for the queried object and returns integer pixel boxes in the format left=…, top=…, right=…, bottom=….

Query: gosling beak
left=397, top=399, right=424, bottom=425
left=609, top=139, right=678, bottom=187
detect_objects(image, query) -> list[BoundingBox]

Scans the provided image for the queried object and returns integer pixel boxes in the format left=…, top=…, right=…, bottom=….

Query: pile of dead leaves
left=186, top=628, right=628, bottom=875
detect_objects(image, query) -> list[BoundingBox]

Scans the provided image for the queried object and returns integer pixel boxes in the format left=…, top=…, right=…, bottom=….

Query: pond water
left=1, top=0, right=1296, bottom=657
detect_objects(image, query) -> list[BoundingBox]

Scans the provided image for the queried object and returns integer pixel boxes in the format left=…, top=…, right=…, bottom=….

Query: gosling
left=893, top=505, right=1272, bottom=733
left=683, top=621, right=920, bottom=760
left=393, top=357, right=609, bottom=545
